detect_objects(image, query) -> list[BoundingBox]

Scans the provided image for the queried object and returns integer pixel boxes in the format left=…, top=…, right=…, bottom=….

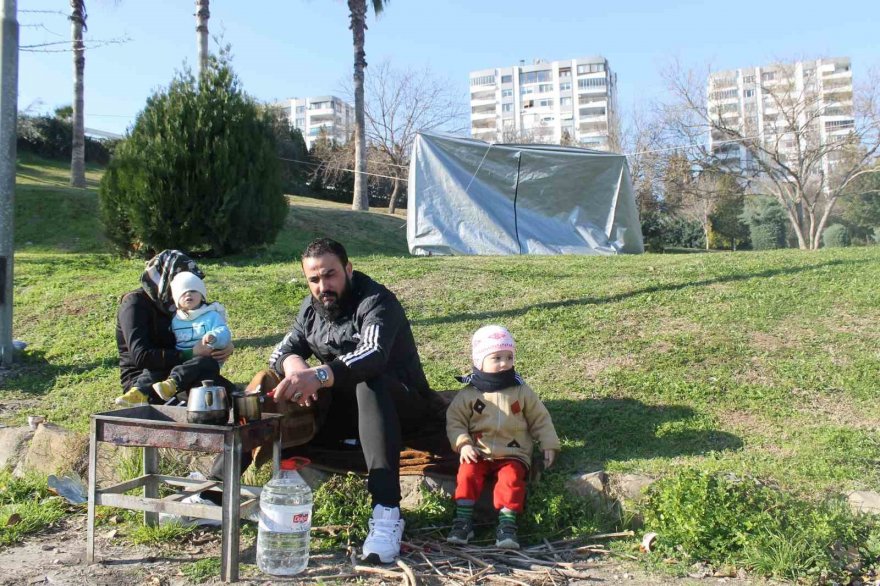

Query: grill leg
left=86, top=419, right=98, bottom=563
left=143, top=447, right=159, bottom=527
left=221, top=429, right=242, bottom=582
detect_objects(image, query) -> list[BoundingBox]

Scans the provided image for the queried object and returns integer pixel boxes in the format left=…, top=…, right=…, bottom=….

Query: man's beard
left=312, top=276, right=353, bottom=322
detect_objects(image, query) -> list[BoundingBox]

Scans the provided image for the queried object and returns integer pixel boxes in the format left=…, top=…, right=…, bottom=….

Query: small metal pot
left=187, top=380, right=229, bottom=425
left=232, top=392, right=262, bottom=425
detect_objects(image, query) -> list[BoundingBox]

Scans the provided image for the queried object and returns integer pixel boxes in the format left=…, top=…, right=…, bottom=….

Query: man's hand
left=271, top=369, right=322, bottom=407
left=543, top=449, right=557, bottom=470
left=459, top=444, right=480, bottom=464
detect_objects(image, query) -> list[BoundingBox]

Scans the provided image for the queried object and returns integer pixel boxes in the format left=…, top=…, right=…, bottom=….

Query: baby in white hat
left=445, top=325, right=560, bottom=550
left=115, top=272, right=232, bottom=407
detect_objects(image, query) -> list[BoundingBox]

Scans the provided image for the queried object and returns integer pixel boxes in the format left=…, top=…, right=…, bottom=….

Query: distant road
left=85, top=127, right=123, bottom=140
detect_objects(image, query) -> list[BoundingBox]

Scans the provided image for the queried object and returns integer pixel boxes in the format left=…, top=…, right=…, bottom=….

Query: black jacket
left=269, top=271, right=431, bottom=393
left=116, top=289, right=183, bottom=390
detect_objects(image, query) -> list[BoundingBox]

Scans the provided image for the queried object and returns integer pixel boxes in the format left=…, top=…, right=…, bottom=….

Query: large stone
left=610, top=473, right=655, bottom=502
left=0, top=426, right=33, bottom=470
left=848, top=490, right=880, bottom=515
left=400, top=473, right=456, bottom=510
left=566, top=470, right=609, bottom=503
left=15, top=424, right=88, bottom=477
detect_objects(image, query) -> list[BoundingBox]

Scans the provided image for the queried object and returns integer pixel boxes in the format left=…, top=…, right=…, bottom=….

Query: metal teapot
left=186, top=380, right=229, bottom=425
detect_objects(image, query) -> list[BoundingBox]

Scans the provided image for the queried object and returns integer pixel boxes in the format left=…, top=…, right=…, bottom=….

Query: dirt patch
left=0, top=514, right=767, bottom=586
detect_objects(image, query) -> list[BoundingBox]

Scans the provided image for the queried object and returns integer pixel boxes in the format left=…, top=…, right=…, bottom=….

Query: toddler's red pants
left=454, top=458, right=527, bottom=512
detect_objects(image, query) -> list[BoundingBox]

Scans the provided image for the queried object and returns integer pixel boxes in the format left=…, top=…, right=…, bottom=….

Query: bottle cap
left=280, top=457, right=311, bottom=471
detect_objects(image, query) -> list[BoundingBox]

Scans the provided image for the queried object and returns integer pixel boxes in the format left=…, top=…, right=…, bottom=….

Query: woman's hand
left=211, top=342, right=234, bottom=361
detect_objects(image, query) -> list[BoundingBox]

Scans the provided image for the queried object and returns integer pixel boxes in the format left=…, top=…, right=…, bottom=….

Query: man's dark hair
left=301, top=238, right=349, bottom=267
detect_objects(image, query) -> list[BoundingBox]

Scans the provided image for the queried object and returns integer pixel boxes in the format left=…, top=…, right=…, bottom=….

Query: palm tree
left=347, top=0, right=386, bottom=211
left=195, top=0, right=210, bottom=76
left=69, top=1, right=87, bottom=188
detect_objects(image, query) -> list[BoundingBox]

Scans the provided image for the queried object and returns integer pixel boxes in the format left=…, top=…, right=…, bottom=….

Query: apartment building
left=469, top=56, right=620, bottom=151
left=707, top=58, right=854, bottom=174
left=275, top=96, right=354, bottom=150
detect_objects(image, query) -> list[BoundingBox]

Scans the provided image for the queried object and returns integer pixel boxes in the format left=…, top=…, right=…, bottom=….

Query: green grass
left=0, top=470, right=69, bottom=546
left=5, top=155, right=880, bottom=577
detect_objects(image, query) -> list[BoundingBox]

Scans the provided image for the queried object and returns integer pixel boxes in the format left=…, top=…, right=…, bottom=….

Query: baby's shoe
left=115, top=388, right=149, bottom=408
left=152, top=378, right=178, bottom=401
left=446, top=517, right=474, bottom=545
left=495, top=520, right=520, bottom=549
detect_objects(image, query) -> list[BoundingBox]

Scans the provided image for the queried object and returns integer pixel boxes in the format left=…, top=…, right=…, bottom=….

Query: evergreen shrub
left=822, top=224, right=851, bottom=248
left=99, top=55, right=285, bottom=256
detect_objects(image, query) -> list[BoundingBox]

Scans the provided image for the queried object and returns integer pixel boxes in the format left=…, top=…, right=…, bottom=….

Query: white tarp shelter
left=406, top=132, right=644, bottom=256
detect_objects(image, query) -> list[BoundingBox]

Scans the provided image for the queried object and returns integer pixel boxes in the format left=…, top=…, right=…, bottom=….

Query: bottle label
left=259, top=503, right=312, bottom=533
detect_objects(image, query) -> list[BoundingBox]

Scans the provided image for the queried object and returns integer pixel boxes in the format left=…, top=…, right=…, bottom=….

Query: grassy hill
left=5, top=156, right=880, bottom=575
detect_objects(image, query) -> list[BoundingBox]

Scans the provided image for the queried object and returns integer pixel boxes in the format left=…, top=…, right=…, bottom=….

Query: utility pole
left=0, top=0, right=18, bottom=366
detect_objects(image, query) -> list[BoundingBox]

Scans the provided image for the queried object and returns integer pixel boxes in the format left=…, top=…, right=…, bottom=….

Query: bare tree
left=195, top=0, right=210, bottom=76
left=664, top=60, right=880, bottom=249
left=69, top=0, right=86, bottom=188
left=621, top=103, right=667, bottom=213
left=347, top=0, right=387, bottom=212
left=359, top=60, right=467, bottom=213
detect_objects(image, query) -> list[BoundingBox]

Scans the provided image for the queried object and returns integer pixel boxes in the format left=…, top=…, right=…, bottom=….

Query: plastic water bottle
left=257, top=457, right=313, bottom=576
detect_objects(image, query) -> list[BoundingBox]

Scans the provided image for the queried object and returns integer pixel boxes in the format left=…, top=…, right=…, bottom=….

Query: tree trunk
left=349, top=0, right=368, bottom=211
left=195, top=0, right=209, bottom=76
left=387, top=176, right=401, bottom=214
left=69, top=1, right=86, bottom=188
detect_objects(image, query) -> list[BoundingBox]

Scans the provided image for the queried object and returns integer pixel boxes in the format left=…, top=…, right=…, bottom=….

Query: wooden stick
left=353, top=564, right=407, bottom=581
left=419, top=551, right=445, bottom=577
left=397, top=559, right=419, bottom=586
left=462, top=565, right=493, bottom=584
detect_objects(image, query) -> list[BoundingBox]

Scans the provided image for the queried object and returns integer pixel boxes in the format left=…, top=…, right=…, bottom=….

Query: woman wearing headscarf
left=115, top=250, right=235, bottom=405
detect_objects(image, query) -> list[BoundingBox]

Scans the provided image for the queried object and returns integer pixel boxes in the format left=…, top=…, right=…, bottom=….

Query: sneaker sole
left=495, top=538, right=520, bottom=549
left=361, top=552, right=398, bottom=565
left=446, top=532, right=474, bottom=545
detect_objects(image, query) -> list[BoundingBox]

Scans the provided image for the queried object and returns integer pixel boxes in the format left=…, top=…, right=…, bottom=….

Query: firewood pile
left=300, top=529, right=636, bottom=585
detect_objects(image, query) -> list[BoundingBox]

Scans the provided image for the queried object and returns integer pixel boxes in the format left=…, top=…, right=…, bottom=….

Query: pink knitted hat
left=471, top=325, right=516, bottom=369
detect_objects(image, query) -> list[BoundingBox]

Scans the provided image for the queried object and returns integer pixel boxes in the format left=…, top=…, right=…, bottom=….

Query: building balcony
left=471, top=110, right=496, bottom=120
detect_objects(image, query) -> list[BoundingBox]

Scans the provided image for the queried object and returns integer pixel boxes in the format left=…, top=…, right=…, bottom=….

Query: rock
left=848, top=491, right=880, bottom=515
left=399, top=473, right=456, bottom=510
left=566, top=470, right=612, bottom=509
left=0, top=426, right=33, bottom=469
left=298, top=465, right=331, bottom=492
left=610, top=473, right=655, bottom=502
left=15, top=424, right=88, bottom=477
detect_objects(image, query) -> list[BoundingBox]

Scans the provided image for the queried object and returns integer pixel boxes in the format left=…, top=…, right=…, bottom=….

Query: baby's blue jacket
left=171, top=302, right=231, bottom=351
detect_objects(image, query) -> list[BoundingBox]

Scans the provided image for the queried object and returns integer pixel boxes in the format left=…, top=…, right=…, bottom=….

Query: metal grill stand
left=86, top=405, right=282, bottom=582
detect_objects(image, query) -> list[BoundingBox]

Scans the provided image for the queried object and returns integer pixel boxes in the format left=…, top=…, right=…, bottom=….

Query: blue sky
left=19, top=0, right=880, bottom=136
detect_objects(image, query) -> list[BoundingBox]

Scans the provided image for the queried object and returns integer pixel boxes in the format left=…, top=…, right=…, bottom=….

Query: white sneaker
left=158, top=492, right=221, bottom=527
left=361, top=505, right=405, bottom=564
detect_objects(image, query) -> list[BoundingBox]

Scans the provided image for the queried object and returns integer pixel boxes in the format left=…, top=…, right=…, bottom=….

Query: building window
left=502, top=103, right=513, bottom=112
left=742, top=75, right=756, bottom=84
left=559, top=68, right=571, bottom=78
left=295, top=118, right=305, bottom=127
left=538, top=83, right=553, bottom=93
left=519, top=70, right=552, bottom=85
left=825, top=119, right=854, bottom=131
left=577, top=63, right=605, bottom=75
left=559, top=81, right=572, bottom=91
left=295, top=106, right=305, bottom=114
left=501, top=75, right=512, bottom=84
left=743, top=89, right=755, bottom=98
left=560, top=97, right=572, bottom=106
left=521, top=86, right=535, bottom=95
left=761, top=71, right=776, bottom=82
left=537, top=98, right=554, bottom=108
left=501, top=89, right=513, bottom=98
left=578, top=77, right=607, bottom=89
left=470, top=74, right=496, bottom=87
left=710, top=89, right=738, bottom=100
